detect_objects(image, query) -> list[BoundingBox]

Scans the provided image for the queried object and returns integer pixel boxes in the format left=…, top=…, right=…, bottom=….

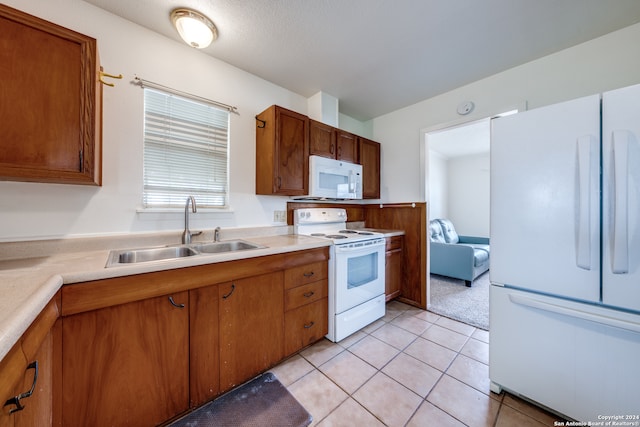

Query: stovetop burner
left=294, top=208, right=384, bottom=243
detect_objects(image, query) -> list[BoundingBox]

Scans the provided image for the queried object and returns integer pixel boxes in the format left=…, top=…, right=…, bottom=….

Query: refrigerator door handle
left=611, top=130, right=630, bottom=274
left=575, top=135, right=594, bottom=270
left=509, top=293, right=640, bottom=333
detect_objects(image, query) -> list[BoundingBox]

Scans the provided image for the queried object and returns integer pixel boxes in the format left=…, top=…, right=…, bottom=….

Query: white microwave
left=308, top=155, right=362, bottom=199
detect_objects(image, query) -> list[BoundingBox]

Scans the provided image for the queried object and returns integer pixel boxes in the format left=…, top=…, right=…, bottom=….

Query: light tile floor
left=270, top=301, right=564, bottom=427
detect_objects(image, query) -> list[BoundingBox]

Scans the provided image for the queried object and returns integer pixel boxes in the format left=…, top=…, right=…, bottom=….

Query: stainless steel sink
left=190, top=240, right=265, bottom=254
left=107, top=246, right=199, bottom=266
left=105, top=240, right=265, bottom=267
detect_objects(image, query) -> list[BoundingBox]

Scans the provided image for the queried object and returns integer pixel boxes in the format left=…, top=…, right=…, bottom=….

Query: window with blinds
left=143, top=87, right=229, bottom=208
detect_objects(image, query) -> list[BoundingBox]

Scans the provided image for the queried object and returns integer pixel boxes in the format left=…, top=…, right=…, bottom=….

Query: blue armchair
left=429, top=219, right=490, bottom=287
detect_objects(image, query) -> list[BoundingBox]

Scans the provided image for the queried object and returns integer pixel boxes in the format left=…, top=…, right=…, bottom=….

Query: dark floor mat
left=168, top=373, right=312, bottom=427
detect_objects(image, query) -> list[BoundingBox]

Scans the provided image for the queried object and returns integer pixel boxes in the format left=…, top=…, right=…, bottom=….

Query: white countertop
left=0, top=231, right=331, bottom=362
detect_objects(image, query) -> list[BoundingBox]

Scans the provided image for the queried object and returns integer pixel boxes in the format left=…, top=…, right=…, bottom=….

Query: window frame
left=141, top=86, right=231, bottom=210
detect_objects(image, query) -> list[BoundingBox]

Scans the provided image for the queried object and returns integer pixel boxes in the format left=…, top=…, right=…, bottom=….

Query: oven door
left=334, top=238, right=386, bottom=314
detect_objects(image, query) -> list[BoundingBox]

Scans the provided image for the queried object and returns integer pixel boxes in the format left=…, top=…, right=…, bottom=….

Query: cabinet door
left=0, top=4, right=101, bottom=185
left=255, top=105, right=309, bottom=196
left=0, top=345, right=26, bottom=427
left=189, top=284, right=220, bottom=407
left=0, top=349, right=45, bottom=427
left=275, top=108, right=309, bottom=194
left=385, top=236, right=403, bottom=301
left=336, top=130, right=358, bottom=162
left=219, top=272, right=284, bottom=391
left=309, top=119, right=336, bottom=158
left=359, top=137, right=381, bottom=199
left=62, top=292, right=189, bottom=427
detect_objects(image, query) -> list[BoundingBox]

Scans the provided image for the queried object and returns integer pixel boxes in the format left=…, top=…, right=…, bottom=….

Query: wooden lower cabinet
left=0, top=339, right=50, bottom=427
left=284, top=299, right=328, bottom=356
left=61, top=292, right=189, bottom=427
left=189, top=284, right=220, bottom=407
left=0, top=295, right=59, bottom=427
left=283, top=261, right=328, bottom=356
left=48, top=246, right=329, bottom=425
left=385, top=235, right=404, bottom=301
left=219, top=272, right=284, bottom=391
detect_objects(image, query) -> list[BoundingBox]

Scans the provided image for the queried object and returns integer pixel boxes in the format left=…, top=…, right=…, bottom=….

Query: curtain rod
left=133, top=76, right=238, bottom=114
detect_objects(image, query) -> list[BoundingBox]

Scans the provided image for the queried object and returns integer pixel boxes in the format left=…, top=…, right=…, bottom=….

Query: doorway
left=425, top=118, right=491, bottom=329
left=422, top=108, right=520, bottom=330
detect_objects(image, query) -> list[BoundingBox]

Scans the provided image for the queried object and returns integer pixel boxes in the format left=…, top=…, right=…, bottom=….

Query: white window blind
left=143, top=87, right=229, bottom=208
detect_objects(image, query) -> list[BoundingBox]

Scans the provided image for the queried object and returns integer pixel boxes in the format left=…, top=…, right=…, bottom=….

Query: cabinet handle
left=303, top=321, right=315, bottom=329
left=303, top=291, right=315, bottom=298
left=330, top=144, right=335, bottom=154
left=277, top=176, right=282, bottom=189
left=168, top=296, right=185, bottom=308
left=4, top=360, right=38, bottom=414
left=303, top=271, right=315, bottom=278
left=222, top=283, right=236, bottom=299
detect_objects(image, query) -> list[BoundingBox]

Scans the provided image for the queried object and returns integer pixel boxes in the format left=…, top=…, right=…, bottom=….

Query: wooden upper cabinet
left=335, top=129, right=358, bottom=163
left=310, top=121, right=358, bottom=163
left=359, top=137, right=381, bottom=199
left=256, top=105, right=309, bottom=195
left=309, top=119, right=336, bottom=159
left=0, top=4, right=102, bottom=185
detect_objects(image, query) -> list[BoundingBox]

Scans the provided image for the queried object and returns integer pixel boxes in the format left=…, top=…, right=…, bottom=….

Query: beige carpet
left=429, top=272, right=490, bottom=330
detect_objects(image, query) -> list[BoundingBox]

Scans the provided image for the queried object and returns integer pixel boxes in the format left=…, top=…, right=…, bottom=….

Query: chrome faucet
left=182, top=196, right=197, bottom=244
left=214, top=226, right=221, bottom=242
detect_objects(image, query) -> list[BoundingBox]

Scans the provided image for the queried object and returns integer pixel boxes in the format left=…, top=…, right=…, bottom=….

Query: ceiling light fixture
left=170, top=8, right=217, bottom=49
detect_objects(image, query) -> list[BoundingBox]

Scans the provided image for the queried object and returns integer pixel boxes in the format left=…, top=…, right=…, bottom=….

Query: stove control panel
left=295, top=208, right=347, bottom=224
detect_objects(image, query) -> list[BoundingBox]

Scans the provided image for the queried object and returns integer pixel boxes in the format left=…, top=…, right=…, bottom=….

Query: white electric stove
left=294, top=208, right=386, bottom=342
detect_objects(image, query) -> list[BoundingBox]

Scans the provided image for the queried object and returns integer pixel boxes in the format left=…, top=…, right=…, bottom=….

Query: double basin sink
left=106, top=240, right=265, bottom=268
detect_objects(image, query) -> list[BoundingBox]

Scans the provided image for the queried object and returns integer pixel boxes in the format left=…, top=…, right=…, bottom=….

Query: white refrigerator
left=489, top=83, right=640, bottom=422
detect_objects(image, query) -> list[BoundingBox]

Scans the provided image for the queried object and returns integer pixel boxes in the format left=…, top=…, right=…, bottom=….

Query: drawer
left=284, top=261, right=327, bottom=290
left=284, top=299, right=328, bottom=356
left=284, top=280, right=327, bottom=311
left=386, top=235, right=403, bottom=251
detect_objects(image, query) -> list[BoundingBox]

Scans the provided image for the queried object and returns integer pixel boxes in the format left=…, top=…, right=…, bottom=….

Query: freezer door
left=490, top=286, right=640, bottom=421
left=602, top=83, right=640, bottom=311
left=490, top=95, right=600, bottom=302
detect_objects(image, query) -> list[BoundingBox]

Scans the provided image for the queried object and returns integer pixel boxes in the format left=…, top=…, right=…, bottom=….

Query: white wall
left=371, top=22, right=640, bottom=204
left=447, top=153, right=490, bottom=237
left=1, top=0, right=313, bottom=241
left=427, top=151, right=448, bottom=221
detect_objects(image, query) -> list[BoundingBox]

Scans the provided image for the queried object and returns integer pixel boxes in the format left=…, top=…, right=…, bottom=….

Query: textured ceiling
left=83, top=0, right=640, bottom=121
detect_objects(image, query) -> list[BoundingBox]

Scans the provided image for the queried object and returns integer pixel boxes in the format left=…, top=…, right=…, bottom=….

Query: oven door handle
left=334, top=239, right=385, bottom=253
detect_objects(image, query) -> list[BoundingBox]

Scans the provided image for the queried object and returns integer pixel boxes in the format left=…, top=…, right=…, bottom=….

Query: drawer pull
left=168, top=296, right=185, bottom=308
left=303, top=271, right=315, bottom=278
left=303, top=321, right=315, bottom=329
left=303, top=291, right=315, bottom=298
left=4, top=360, right=38, bottom=414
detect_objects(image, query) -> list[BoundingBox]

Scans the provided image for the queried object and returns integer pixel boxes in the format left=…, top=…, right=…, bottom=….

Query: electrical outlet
left=273, top=210, right=286, bottom=223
